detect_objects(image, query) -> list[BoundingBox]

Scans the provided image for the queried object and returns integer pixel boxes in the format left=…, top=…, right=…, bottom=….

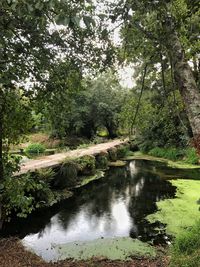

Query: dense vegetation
left=0, top=0, right=200, bottom=266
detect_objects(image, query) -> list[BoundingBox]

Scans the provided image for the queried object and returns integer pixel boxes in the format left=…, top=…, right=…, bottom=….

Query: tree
left=109, top=0, right=200, bottom=146
left=0, top=0, right=114, bottom=226
left=41, top=71, right=126, bottom=139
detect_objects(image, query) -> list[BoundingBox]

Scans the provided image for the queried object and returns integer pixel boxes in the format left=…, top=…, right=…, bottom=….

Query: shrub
left=116, top=145, right=129, bottom=158
left=54, top=160, right=78, bottom=188
left=25, top=143, right=46, bottom=154
left=96, top=151, right=108, bottom=169
left=3, top=173, right=54, bottom=219
left=170, top=221, right=200, bottom=267
left=76, top=155, right=96, bottom=175
left=34, top=168, right=55, bottom=184
left=184, top=148, right=199, bottom=165
left=108, top=147, right=117, bottom=161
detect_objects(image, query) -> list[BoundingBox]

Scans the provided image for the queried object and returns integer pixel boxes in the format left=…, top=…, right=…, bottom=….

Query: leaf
left=71, top=16, right=81, bottom=27
left=55, top=15, right=70, bottom=26
left=83, top=16, right=96, bottom=28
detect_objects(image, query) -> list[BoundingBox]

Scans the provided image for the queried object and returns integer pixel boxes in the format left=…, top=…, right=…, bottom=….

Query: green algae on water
left=55, top=237, right=156, bottom=261
left=147, top=179, right=200, bottom=236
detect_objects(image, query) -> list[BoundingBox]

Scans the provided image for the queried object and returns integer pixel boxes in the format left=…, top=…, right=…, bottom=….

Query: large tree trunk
left=0, top=92, right=4, bottom=230
left=164, top=22, right=200, bottom=139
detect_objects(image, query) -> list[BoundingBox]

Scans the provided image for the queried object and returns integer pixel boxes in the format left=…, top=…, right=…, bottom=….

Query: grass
left=170, top=220, right=200, bottom=267
left=148, top=147, right=199, bottom=165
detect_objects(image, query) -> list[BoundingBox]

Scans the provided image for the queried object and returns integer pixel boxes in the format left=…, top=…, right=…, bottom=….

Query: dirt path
left=17, top=139, right=127, bottom=175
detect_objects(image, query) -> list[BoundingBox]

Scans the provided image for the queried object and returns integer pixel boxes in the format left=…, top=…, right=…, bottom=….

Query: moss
left=50, top=189, right=73, bottom=205
left=75, top=170, right=105, bottom=188
left=76, top=155, right=96, bottom=175
left=147, top=179, right=200, bottom=236
left=55, top=237, right=156, bottom=261
left=108, top=147, right=118, bottom=161
left=108, top=160, right=126, bottom=167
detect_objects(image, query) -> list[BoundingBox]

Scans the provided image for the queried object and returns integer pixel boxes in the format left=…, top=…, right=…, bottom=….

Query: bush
left=96, top=151, right=108, bottom=169
left=34, top=168, right=55, bottom=184
left=3, top=173, right=54, bottom=219
left=116, top=145, right=129, bottom=158
left=170, top=221, right=200, bottom=267
left=54, top=160, right=78, bottom=188
left=108, top=147, right=117, bottom=161
left=184, top=148, right=199, bottom=165
left=76, top=155, right=96, bottom=175
left=25, top=143, right=46, bottom=154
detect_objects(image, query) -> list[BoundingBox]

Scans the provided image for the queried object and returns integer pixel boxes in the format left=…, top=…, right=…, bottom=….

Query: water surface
left=3, top=159, right=199, bottom=261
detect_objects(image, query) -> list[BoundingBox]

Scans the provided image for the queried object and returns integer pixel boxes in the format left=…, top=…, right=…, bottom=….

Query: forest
left=0, top=0, right=200, bottom=267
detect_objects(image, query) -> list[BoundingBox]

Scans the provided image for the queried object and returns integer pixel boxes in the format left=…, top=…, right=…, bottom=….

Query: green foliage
left=34, top=168, right=55, bottom=184
left=25, top=143, right=46, bottom=154
left=2, top=173, right=54, bottom=219
left=76, top=155, right=96, bottom=175
left=148, top=146, right=199, bottom=164
left=148, top=147, right=181, bottom=161
left=170, top=221, right=200, bottom=267
left=184, top=148, right=199, bottom=165
left=55, top=160, right=78, bottom=188
left=116, top=145, right=129, bottom=158
left=148, top=147, right=199, bottom=164
left=120, top=89, right=189, bottom=151
left=44, top=71, right=126, bottom=139
left=108, top=147, right=118, bottom=162
left=96, top=151, right=108, bottom=169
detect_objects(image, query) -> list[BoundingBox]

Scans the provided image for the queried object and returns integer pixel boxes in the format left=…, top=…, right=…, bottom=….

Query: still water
left=3, top=159, right=200, bottom=261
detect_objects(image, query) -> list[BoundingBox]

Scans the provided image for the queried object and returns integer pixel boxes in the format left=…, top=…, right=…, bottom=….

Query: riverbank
left=0, top=237, right=169, bottom=267
left=123, top=151, right=200, bottom=170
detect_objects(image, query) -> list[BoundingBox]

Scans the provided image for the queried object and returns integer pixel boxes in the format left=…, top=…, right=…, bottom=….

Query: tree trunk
left=0, top=92, right=4, bottom=230
left=164, top=25, right=200, bottom=140
left=0, top=114, right=3, bottom=182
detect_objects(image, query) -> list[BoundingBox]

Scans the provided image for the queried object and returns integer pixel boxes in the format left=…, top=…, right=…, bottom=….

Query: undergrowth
left=170, top=220, right=200, bottom=267
left=148, top=147, right=199, bottom=164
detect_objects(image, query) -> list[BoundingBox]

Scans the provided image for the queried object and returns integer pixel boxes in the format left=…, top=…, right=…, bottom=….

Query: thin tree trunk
left=164, top=22, right=200, bottom=138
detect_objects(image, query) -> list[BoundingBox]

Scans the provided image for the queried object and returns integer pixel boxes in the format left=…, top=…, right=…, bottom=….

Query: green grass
left=148, top=147, right=199, bottom=164
left=170, top=220, right=200, bottom=267
left=184, top=148, right=199, bottom=165
left=148, top=147, right=181, bottom=161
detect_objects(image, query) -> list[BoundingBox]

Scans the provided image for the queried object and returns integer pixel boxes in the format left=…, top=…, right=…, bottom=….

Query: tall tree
left=109, top=0, right=200, bottom=145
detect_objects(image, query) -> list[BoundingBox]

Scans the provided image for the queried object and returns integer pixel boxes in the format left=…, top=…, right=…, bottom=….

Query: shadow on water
left=1, top=159, right=199, bottom=260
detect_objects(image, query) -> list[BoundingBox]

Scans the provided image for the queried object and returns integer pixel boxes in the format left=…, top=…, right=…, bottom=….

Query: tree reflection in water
left=2, top=160, right=178, bottom=259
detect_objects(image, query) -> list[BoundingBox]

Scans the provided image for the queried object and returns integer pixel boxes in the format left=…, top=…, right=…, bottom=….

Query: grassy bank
left=169, top=220, right=200, bottom=267
left=123, top=151, right=200, bottom=169
left=146, top=179, right=200, bottom=266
